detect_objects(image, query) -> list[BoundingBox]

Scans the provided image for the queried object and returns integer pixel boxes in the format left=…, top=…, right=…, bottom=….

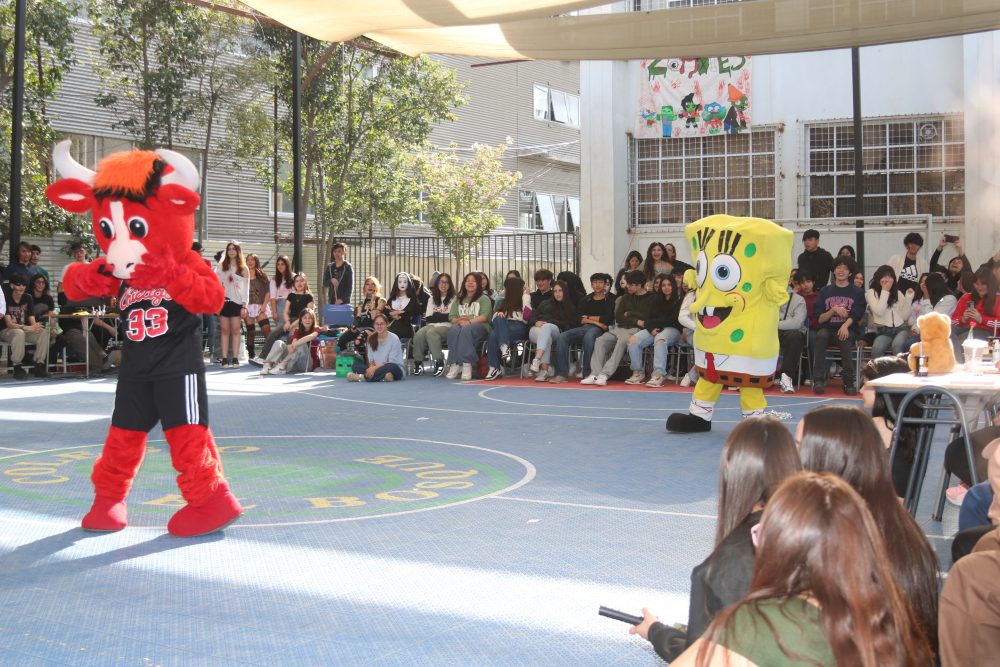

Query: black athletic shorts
left=111, top=372, right=209, bottom=432
left=220, top=300, right=242, bottom=317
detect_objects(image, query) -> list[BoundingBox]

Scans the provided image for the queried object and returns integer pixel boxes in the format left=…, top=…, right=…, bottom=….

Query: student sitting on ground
left=412, top=273, right=455, bottom=376
left=257, top=272, right=315, bottom=361
left=348, top=314, right=404, bottom=382
left=260, top=307, right=322, bottom=375
left=625, top=271, right=681, bottom=387
left=527, top=279, right=578, bottom=382
left=667, top=472, right=932, bottom=666
left=631, top=417, right=801, bottom=662
left=484, top=276, right=531, bottom=381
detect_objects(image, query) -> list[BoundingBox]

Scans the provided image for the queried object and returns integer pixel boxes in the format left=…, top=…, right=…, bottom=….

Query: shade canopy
left=239, top=0, right=1000, bottom=59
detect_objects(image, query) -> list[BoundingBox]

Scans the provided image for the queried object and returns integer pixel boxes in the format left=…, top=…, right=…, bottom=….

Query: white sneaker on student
left=445, top=363, right=461, bottom=379
left=461, top=363, right=473, bottom=381
left=580, top=374, right=599, bottom=385
left=778, top=373, right=795, bottom=394
left=624, top=371, right=645, bottom=385
left=529, top=358, right=541, bottom=373
left=645, top=373, right=665, bottom=388
left=595, top=374, right=609, bottom=386
left=534, top=369, right=549, bottom=382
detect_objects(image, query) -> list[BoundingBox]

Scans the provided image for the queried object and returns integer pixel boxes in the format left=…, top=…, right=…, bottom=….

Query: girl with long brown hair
left=215, top=241, right=249, bottom=368
left=242, top=253, right=271, bottom=360
left=797, top=405, right=940, bottom=653
left=674, top=472, right=932, bottom=667
left=632, top=417, right=801, bottom=663
left=347, top=313, right=404, bottom=382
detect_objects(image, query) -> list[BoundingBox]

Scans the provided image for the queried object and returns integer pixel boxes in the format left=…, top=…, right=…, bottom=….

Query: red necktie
left=704, top=352, right=718, bottom=383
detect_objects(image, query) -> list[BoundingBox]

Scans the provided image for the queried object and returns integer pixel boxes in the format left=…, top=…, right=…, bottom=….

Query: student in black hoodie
left=550, top=273, right=615, bottom=382
left=527, top=280, right=578, bottom=383
left=625, top=275, right=682, bottom=387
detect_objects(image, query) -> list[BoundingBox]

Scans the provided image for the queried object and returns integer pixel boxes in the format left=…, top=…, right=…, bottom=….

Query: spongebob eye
left=695, top=251, right=708, bottom=287
left=709, top=254, right=741, bottom=292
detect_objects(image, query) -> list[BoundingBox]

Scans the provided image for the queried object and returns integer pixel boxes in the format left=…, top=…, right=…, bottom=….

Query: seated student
left=385, top=272, right=420, bottom=341
left=797, top=405, right=940, bottom=651
left=529, top=268, right=554, bottom=309
left=29, top=274, right=54, bottom=318
left=664, top=242, right=692, bottom=274
left=0, top=273, right=49, bottom=378
left=615, top=251, right=644, bottom=297
left=775, top=270, right=807, bottom=393
left=412, top=273, right=455, bottom=376
left=494, top=270, right=521, bottom=301
left=625, top=272, right=681, bottom=387
left=582, top=270, right=651, bottom=386
left=930, top=233, right=971, bottom=294
left=410, top=273, right=433, bottom=324
left=556, top=270, right=587, bottom=307
left=631, top=417, right=801, bottom=663
left=445, top=273, right=493, bottom=381
left=55, top=293, right=109, bottom=375
left=527, top=280, right=578, bottom=382
left=865, top=264, right=914, bottom=359
left=336, top=276, right=385, bottom=353
left=260, top=307, right=322, bottom=375
left=484, top=276, right=531, bottom=381
left=904, top=272, right=957, bottom=349
left=811, top=256, right=865, bottom=395
left=951, top=267, right=1000, bottom=360
left=939, top=528, right=1000, bottom=665
left=676, top=283, right=698, bottom=387
left=347, top=314, right=404, bottom=382
left=668, top=472, right=933, bottom=667
left=550, top=272, right=614, bottom=383
left=258, top=272, right=315, bottom=360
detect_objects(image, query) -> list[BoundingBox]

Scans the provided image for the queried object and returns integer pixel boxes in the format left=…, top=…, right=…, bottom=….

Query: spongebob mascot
left=666, top=215, right=793, bottom=433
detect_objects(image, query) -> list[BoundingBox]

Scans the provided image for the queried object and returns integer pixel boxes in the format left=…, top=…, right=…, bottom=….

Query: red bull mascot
left=46, top=140, right=242, bottom=536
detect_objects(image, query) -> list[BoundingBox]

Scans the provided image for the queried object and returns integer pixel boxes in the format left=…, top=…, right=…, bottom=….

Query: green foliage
left=410, top=141, right=521, bottom=259
left=0, top=0, right=77, bottom=251
left=88, top=0, right=208, bottom=149
left=225, top=32, right=466, bottom=270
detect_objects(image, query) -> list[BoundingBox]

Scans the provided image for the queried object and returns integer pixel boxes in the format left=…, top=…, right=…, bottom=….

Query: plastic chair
left=887, top=386, right=979, bottom=519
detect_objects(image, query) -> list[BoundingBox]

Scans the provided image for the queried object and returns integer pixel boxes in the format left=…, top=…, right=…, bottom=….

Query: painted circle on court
left=0, top=436, right=534, bottom=527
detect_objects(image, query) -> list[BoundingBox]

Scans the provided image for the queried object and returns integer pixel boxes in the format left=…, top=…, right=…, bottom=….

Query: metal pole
left=852, top=47, right=865, bottom=272
left=292, top=32, right=303, bottom=272
left=8, top=0, right=27, bottom=264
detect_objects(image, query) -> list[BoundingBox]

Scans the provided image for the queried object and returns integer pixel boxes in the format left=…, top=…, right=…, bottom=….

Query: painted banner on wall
left=635, top=57, right=752, bottom=139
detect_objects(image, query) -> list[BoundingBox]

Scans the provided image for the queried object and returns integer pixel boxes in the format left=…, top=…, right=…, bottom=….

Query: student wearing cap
left=796, top=229, right=834, bottom=289
left=0, top=273, right=50, bottom=378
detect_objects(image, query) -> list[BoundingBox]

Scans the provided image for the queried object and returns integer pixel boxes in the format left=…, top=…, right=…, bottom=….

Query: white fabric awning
left=239, top=0, right=1000, bottom=60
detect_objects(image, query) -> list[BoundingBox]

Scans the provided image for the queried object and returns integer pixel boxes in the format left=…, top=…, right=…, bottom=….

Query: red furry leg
left=82, top=426, right=147, bottom=531
left=164, top=424, right=242, bottom=537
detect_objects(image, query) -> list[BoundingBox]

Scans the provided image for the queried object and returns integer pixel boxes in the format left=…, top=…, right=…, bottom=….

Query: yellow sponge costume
left=666, top=215, right=793, bottom=433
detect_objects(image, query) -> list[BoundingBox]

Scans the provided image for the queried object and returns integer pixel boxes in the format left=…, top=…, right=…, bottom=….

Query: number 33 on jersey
left=116, top=285, right=206, bottom=380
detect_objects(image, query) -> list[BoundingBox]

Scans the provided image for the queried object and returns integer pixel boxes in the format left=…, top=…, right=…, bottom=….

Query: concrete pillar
left=963, top=32, right=1000, bottom=265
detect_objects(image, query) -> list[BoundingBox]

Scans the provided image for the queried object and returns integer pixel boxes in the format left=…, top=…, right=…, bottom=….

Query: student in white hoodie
left=865, top=264, right=914, bottom=359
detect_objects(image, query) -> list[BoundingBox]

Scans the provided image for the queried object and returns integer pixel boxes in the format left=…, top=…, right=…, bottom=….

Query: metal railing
left=330, top=232, right=579, bottom=304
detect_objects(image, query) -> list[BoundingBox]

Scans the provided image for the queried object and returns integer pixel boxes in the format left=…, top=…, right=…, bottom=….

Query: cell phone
left=944, top=234, right=958, bottom=243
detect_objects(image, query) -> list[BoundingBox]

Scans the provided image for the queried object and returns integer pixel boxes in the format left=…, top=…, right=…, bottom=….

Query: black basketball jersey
left=117, top=283, right=204, bottom=380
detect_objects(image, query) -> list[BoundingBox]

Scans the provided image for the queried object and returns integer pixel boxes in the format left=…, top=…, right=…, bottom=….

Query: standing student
left=796, top=228, right=834, bottom=289
left=322, top=242, right=353, bottom=306
left=242, top=253, right=271, bottom=361
left=215, top=241, right=249, bottom=368
left=888, top=232, right=929, bottom=296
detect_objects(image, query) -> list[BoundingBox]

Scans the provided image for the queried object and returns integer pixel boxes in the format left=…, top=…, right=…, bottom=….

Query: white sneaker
left=595, top=374, right=609, bottom=386
left=534, top=369, right=549, bottom=382
left=461, top=363, right=473, bottom=381
left=347, top=372, right=364, bottom=382
left=580, top=374, right=599, bottom=385
left=445, top=364, right=461, bottom=379
left=680, top=374, right=693, bottom=387
left=530, top=358, right=541, bottom=373
left=485, top=367, right=503, bottom=381
left=624, top=371, right=645, bottom=385
left=645, top=372, right=665, bottom=388
left=778, top=373, right=795, bottom=394
left=249, top=356, right=264, bottom=367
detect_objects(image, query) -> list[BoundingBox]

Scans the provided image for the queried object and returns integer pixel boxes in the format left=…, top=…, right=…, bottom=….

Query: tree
left=410, top=140, right=521, bottom=259
left=88, top=0, right=207, bottom=149
left=225, top=31, right=466, bottom=280
left=0, top=0, right=77, bottom=252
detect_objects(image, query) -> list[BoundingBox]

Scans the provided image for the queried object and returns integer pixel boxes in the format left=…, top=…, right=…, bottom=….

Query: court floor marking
left=491, top=495, right=717, bottom=519
left=476, top=386, right=841, bottom=411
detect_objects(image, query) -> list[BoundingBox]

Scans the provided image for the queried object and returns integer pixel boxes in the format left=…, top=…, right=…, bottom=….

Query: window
left=519, top=191, right=579, bottom=232
left=807, top=115, right=964, bottom=221
left=272, top=161, right=315, bottom=217
left=533, top=84, right=580, bottom=129
left=65, top=134, right=135, bottom=168
left=629, top=128, right=777, bottom=226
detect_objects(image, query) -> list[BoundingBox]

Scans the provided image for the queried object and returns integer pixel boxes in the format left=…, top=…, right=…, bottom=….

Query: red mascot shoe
left=167, top=481, right=243, bottom=537
left=82, top=495, right=129, bottom=532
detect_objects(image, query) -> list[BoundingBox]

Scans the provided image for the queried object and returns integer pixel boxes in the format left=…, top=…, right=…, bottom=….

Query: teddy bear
left=908, top=311, right=957, bottom=374
left=46, top=140, right=242, bottom=537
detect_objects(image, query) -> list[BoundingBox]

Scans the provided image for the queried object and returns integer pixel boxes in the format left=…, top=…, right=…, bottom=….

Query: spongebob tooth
left=667, top=214, right=793, bottom=434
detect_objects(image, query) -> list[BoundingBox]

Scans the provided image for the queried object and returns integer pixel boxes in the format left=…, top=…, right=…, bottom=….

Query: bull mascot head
left=46, top=140, right=205, bottom=302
